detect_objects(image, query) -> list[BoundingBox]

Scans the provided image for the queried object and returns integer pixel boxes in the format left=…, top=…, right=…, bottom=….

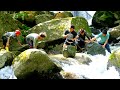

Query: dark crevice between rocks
left=17, top=66, right=63, bottom=79
left=42, top=38, right=65, bottom=53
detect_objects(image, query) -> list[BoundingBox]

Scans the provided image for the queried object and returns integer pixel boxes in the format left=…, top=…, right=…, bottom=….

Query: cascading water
left=60, top=50, right=120, bottom=79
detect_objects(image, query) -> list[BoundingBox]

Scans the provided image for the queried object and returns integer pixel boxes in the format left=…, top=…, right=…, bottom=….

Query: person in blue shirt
left=90, top=29, right=111, bottom=53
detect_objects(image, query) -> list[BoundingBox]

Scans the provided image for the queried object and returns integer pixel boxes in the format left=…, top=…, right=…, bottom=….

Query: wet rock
left=12, top=49, right=63, bottom=79
left=63, top=45, right=76, bottom=58
left=108, top=47, right=120, bottom=74
left=86, top=42, right=106, bottom=56
left=0, top=49, right=14, bottom=69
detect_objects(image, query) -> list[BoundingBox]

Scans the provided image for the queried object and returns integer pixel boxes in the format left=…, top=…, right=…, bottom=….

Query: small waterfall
left=71, top=11, right=96, bottom=26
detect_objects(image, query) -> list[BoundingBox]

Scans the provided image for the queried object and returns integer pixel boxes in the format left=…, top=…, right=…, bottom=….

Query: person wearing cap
left=75, top=28, right=91, bottom=50
left=63, top=25, right=77, bottom=50
left=26, top=32, right=47, bottom=48
left=1, top=29, right=22, bottom=51
left=90, top=29, right=111, bottom=53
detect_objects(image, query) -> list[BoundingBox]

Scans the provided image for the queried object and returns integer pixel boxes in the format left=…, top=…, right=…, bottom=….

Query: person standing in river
left=90, top=29, right=111, bottom=53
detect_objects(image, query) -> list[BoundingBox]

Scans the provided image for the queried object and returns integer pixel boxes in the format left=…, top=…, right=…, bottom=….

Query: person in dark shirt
left=63, top=25, right=77, bottom=50
left=76, top=28, right=91, bottom=50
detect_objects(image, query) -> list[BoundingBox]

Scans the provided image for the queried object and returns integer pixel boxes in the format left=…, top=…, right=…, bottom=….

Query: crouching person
left=26, top=32, right=47, bottom=49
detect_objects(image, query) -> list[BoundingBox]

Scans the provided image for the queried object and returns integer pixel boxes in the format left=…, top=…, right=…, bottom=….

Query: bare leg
left=63, top=44, right=67, bottom=51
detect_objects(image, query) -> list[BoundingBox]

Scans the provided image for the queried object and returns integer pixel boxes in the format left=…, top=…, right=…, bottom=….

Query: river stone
left=63, top=45, right=76, bottom=58
left=108, top=48, right=120, bottom=68
left=86, top=42, right=106, bottom=55
left=12, top=49, right=63, bottom=79
left=0, top=49, right=14, bottom=69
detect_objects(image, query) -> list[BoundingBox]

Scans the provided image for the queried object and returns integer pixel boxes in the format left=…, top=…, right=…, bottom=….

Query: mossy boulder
left=54, top=11, right=73, bottom=19
left=92, top=11, right=118, bottom=29
left=63, top=45, right=76, bottom=58
left=14, top=11, right=55, bottom=27
left=0, top=49, right=14, bottom=69
left=109, top=25, right=120, bottom=39
left=35, top=14, right=54, bottom=24
left=108, top=48, right=120, bottom=68
left=86, top=42, right=106, bottom=55
left=12, top=49, right=63, bottom=79
left=0, top=12, right=22, bottom=42
left=29, top=16, right=91, bottom=42
left=9, top=36, right=24, bottom=51
left=14, top=11, right=36, bottom=27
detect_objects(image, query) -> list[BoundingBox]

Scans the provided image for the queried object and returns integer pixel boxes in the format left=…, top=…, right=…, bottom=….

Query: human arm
left=90, top=32, right=102, bottom=42
left=16, top=37, right=23, bottom=46
left=18, top=40, right=23, bottom=46
left=63, top=30, right=69, bottom=38
left=102, top=39, right=108, bottom=48
left=102, top=33, right=110, bottom=48
left=6, top=37, right=10, bottom=47
left=85, top=33, right=90, bottom=40
left=84, top=33, right=91, bottom=43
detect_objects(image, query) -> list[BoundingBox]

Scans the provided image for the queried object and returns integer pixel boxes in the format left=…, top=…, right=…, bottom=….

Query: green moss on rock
left=0, top=12, right=22, bottom=41
left=35, top=14, right=54, bottom=24
left=0, top=50, right=14, bottom=69
left=71, top=17, right=91, bottom=36
left=109, top=48, right=120, bottom=68
left=109, top=25, right=120, bottom=39
left=29, top=17, right=91, bottom=41
left=92, top=11, right=119, bottom=28
left=54, top=11, right=73, bottom=19
left=12, top=49, right=62, bottom=79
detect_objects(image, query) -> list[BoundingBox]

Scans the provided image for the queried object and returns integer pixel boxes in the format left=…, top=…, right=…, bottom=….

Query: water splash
left=62, top=50, right=120, bottom=79
left=0, top=66, right=17, bottom=79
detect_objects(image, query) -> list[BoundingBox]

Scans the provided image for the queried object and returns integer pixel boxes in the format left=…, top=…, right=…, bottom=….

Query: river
left=0, top=44, right=119, bottom=79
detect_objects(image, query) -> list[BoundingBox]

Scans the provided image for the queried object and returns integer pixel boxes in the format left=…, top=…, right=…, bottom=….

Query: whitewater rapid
left=0, top=46, right=120, bottom=79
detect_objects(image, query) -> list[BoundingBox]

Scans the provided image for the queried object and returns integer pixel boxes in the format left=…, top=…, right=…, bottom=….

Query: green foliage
left=14, top=12, right=28, bottom=20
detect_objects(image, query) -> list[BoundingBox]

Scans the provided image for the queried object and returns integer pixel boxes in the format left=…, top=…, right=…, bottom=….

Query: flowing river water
left=0, top=45, right=120, bottom=79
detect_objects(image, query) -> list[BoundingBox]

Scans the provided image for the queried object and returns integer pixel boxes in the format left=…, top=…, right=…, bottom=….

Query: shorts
left=2, top=35, right=8, bottom=46
left=64, top=40, right=76, bottom=46
left=26, top=38, right=33, bottom=48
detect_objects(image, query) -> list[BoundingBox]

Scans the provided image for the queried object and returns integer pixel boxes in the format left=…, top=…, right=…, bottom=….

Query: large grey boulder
left=86, top=42, right=106, bottom=55
left=0, top=49, right=14, bottom=69
left=12, top=49, right=63, bottom=79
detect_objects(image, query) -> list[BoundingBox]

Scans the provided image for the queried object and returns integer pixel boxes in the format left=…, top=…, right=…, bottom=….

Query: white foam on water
left=0, top=66, right=17, bottom=79
left=62, top=51, right=120, bottom=79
